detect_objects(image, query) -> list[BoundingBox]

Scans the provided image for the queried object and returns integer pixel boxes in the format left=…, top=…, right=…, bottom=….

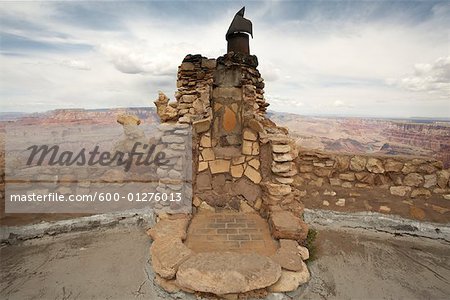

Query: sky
left=0, top=0, right=449, bottom=118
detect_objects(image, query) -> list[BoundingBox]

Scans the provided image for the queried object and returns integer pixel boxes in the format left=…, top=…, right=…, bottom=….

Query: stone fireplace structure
left=149, top=7, right=311, bottom=297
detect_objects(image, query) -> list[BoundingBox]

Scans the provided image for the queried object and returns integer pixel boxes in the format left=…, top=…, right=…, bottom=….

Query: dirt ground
left=1, top=225, right=449, bottom=300
left=301, top=184, right=450, bottom=224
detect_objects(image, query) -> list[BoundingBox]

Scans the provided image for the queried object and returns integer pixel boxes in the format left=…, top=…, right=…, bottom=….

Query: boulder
left=176, top=252, right=281, bottom=295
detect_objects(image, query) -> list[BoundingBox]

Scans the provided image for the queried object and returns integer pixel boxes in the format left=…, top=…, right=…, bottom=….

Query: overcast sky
left=1, top=0, right=449, bottom=118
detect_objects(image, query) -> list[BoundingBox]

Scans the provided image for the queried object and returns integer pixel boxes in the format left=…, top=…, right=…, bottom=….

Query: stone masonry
left=147, top=8, right=310, bottom=298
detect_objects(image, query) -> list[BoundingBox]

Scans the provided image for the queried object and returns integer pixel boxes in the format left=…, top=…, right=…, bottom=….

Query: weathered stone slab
left=263, top=183, right=291, bottom=196
left=268, top=135, right=290, bottom=144
left=209, top=159, right=230, bottom=174
left=244, top=165, right=262, bottom=184
left=176, top=252, right=281, bottom=294
left=272, top=162, right=295, bottom=173
left=201, top=148, right=215, bottom=161
left=272, top=144, right=291, bottom=153
left=248, top=158, right=260, bottom=169
left=243, top=128, right=258, bottom=141
left=269, top=211, right=308, bottom=242
left=230, top=164, right=244, bottom=178
left=198, top=161, right=208, bottom=172
left=146, top=218, right=190, bottom=241
left=150, top=238, right=193, bottom=279
left=192, top=118, right=211, bottom=133
left=273, top=153, right=293, bottom=162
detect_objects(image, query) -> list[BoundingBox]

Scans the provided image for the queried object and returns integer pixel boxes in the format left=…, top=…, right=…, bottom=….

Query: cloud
left=388, top=56, right=450, bottom=96
left=98, top=42, right=187, bottom=76
left=332, top=100, right=354, bottom=108
left=266, top=94, right=303, bottom=107
left=259, top=61, right=281, bottom=82
left=59, top=59, right=90, bottom=70
left=1, top=1, right=449, bottom=118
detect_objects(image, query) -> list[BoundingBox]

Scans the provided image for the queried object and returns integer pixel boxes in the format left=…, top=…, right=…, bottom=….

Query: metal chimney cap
left=226, top=7, right=253, bottom=40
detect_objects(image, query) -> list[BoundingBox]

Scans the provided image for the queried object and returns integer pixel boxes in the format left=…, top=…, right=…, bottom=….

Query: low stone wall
left=293, top=149, right=450, bottom=221
left=295, top=150, right=449, bottom=197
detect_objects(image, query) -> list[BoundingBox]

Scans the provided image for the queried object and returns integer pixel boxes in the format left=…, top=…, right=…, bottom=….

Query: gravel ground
left=1, top=224, right=449, bottom=300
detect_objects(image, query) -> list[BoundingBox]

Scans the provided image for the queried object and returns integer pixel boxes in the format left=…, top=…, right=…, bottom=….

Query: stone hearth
left=185, top=210, right=277, bottom=256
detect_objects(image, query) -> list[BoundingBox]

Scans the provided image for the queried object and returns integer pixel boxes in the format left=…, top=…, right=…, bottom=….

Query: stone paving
left=185, top=210, right=278, bottom=257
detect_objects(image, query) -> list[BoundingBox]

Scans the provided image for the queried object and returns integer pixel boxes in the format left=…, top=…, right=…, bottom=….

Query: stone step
left=176, top=251, right=281, bottom=295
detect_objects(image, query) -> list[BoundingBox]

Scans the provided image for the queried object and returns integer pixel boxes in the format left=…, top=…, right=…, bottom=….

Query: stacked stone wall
left=294, top=149, right=450, bottom=199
